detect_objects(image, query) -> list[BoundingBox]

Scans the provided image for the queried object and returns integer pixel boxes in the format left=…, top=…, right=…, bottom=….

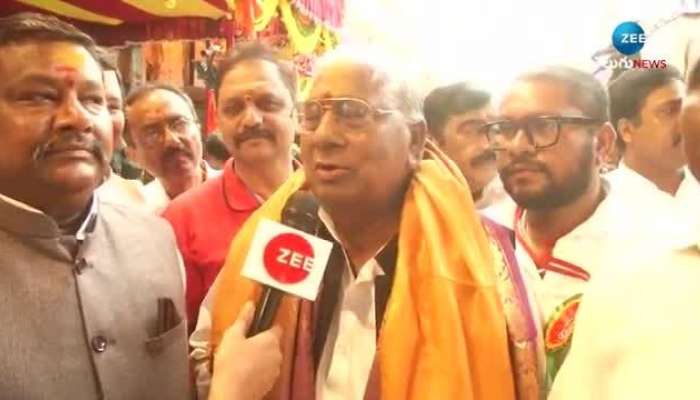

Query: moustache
left=470, top=150, right=497, bottom=167
left=32, top=137, right=108, bottom=166
left=500, top=157, right=549, bottom=179
left=234, top=128, right=274, bottom=147
left=162, top=146, right=195, bottom=163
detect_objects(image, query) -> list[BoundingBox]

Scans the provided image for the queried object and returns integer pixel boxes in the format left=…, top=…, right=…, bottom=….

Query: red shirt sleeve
left=162, top=203, right=204, bottom=333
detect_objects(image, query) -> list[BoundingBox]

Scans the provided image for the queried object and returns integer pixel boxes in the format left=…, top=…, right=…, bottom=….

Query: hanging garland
left=254, top=0, right=280, bottom=32
left=289, top=0, right=343, bottom=31
left=279, top=0, right=322, bottom=54
left=319, top=27, right=337, bottom=50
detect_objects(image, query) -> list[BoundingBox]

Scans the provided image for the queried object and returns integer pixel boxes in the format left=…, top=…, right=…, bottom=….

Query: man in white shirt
left=481, top=66, right=621, bottom=388
left=423, top=82, right=507, bottom=209
left=125, top=84, right=218, bottom=212
left=606, top=67, right=700, bottom=228
left=548, top=59, right=700, bottom=400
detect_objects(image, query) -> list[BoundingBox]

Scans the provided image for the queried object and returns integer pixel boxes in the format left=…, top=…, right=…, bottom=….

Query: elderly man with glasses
left=125, top=84, right=217, bottom=213
left=192, top=48, right=537, bottom=400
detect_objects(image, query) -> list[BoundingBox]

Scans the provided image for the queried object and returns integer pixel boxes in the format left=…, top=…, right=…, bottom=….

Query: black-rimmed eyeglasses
left=136, top=116, right=197, bottom=148
left=479, top=115, right=603, bottom=150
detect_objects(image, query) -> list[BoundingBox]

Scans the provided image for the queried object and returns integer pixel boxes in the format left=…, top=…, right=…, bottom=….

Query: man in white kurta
left=548, top=57, right=700, bottom=400
left=605, top=67, right=700, bottom=223
left=606, top=161, right=700, bottom=229
left=481, top=65, right=684, bottom=391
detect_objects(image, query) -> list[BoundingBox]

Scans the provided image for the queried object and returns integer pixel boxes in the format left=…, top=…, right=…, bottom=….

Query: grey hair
left=313, top=46, right=424, bottom=122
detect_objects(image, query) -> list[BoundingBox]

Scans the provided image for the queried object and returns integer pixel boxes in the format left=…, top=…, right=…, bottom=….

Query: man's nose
left=310, top=108, right=345, bottom=149
left=162, top=126, right=185, bottom=147
left=54, top=94, right=94, bottom=134
left=508, top=127, right=536, bottom=156
left=241, top=105, right=263, bottom=128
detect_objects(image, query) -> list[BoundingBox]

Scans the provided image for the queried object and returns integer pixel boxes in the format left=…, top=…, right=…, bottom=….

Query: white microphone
left=241, top=192, right=333, bottom=336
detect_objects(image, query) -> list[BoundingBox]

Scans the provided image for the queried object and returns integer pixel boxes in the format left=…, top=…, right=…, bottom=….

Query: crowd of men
left=1, top=10, right=699, bottom=400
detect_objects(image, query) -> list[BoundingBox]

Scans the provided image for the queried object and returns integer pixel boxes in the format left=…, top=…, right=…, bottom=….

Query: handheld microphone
left=244, top=191, right=329, bottom=337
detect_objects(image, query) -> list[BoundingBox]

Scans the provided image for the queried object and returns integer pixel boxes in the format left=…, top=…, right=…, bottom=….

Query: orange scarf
left=210, top=143, right=516, bottom=399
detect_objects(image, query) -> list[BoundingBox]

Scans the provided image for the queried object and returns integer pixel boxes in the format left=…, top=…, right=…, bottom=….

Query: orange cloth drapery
left=210, top=143, right=516, bottom=399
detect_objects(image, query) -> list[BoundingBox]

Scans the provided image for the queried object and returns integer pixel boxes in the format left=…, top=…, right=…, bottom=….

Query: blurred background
left=5, top=0, right=699, bottom=129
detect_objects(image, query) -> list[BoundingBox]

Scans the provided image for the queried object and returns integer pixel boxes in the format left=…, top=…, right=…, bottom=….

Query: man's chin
left=504, top=183, right=549, bottom=209
left=308, top=183, right=359, bottom=210
left=162, top=155, right=198, bottom=174
left=40, top=168, right=105, bottom=194
left=233, top=146, right=279, bottom=162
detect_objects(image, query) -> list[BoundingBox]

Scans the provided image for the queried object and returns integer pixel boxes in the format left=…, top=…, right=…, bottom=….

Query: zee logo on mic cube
left=242, top=219, right=333, bottom=300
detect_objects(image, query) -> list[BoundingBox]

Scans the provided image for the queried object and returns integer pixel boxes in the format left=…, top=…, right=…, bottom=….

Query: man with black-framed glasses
left=549, top=58, right=700, bottom=400
left=482, top=66, right=620, bottom=390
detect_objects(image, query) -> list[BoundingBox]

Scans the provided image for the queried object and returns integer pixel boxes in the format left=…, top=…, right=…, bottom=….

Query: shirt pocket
left=145, top=318, right=187, bottom=356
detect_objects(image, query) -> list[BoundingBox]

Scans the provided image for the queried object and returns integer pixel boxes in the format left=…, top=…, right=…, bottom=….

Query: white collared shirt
left=605, top=161, right=700, bottom=243
left=314, top=208, right=385, bottom=400
left=514, top=192, right=620, bottom=322
left=188, top=208, right=386, bottom=400
left=140, top=162, right=221, bottom=214
left=483, top=178, right=697, bottom=322
left=549, top=231, right=700, bottom=400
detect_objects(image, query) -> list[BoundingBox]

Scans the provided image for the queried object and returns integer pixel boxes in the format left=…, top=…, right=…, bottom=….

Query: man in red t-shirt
left=163, top=43, right=297, bottom=331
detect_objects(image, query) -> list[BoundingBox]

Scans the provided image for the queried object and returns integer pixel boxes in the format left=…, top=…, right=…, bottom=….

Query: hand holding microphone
left=209, top=192, right=332, bottom=399
left=209, top=301, right=282, bottom=400
left=242, top=192, right=332, bottom=337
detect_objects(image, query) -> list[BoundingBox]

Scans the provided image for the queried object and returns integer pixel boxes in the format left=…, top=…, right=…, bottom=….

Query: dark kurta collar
left=311, top=220, right=399, bottom=368
left=0, top=193, right=97, bottom=239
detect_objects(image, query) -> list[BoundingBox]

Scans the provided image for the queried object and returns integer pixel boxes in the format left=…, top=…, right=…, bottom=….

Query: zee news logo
left=606, top=21, right=667, bottom=70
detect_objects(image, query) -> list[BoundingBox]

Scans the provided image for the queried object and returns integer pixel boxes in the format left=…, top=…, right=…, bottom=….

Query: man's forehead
left=499, top=79, right=580, bottom=116
left=1, top=41, right=101, bottom=80
left=644, top=80, right=685, bottom=107
left=449, top=104, right=492, bottom=122
left=310, top=61, right=385, bottom=99
left=219, top=59, right=290, bottom=98
left=128, top=90, right=191, bottom=121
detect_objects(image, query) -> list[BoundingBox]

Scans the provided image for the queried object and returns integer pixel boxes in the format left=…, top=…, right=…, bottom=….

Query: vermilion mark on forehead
left=53, top=65, right=78, bottom=86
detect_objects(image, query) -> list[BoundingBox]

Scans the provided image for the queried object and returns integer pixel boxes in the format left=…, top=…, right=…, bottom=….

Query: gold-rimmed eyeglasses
left=296, top=97, right=398, bottom=133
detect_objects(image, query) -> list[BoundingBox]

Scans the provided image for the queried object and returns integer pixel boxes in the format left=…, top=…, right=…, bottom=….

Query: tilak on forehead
left=44, top=47, right=100, bottom=85
left=52, top=65, right=79, bottom=84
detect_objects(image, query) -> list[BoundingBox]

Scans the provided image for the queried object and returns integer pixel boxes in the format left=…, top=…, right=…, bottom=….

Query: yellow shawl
left=210, top=144, right=516, bottom=399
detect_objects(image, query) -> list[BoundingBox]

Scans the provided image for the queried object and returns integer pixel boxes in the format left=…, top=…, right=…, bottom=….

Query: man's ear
left=426, top=128, right=444, bottom=147
left=594, top=122, right=617, bottom=165
left=408, top=119, right=427, bottom=167
left=616, top=118, right=635, bottom=147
